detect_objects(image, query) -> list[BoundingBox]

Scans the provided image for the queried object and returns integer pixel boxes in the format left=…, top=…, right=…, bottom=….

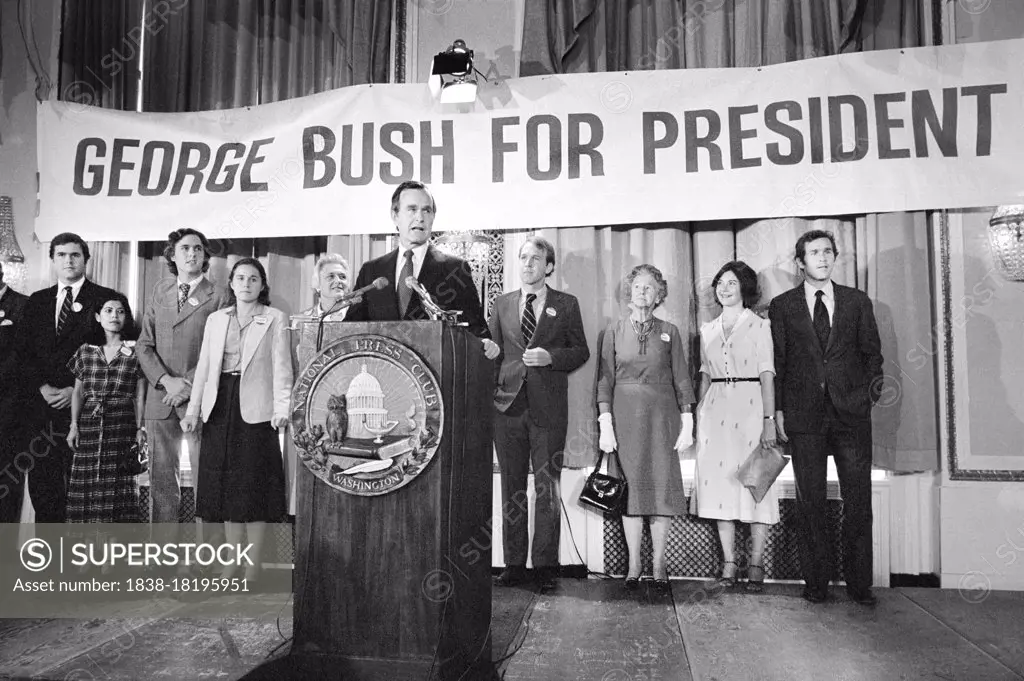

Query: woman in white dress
left=691, top=261, right=780, bottom=592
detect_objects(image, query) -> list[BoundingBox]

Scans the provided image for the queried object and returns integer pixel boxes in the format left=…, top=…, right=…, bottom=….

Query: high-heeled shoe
left=716, top=561, right=738, bottom=588
left=746, top=564, right=765, bottom=593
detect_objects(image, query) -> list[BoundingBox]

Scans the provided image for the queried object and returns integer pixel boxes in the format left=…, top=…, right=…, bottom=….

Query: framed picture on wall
left=938, top=207, right=1024, bottom=481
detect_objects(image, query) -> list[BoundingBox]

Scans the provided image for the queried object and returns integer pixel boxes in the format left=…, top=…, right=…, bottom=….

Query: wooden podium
left=288, top=320, right=494, bottom=680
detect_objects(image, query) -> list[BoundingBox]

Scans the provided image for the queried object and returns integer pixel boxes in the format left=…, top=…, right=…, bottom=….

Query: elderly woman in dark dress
left=597, top=264, right=695, bottom=590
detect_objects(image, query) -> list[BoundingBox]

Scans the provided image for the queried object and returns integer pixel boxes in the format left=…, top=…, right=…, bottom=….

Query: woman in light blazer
left=182, top=257, right=293, bottom=582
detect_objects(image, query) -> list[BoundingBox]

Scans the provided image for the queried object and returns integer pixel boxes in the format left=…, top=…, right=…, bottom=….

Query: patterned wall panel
left=603, top=497, right=846, bottom=581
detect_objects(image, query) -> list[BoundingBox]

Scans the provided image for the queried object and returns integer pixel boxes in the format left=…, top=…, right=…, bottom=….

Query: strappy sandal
left=716, top=561, right=738, bottom=588
left=746, top=564, right=765, bottom=593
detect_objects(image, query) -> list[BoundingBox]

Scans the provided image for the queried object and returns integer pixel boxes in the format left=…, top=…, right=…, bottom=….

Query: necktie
left=522, top=293, right=537, bottom=346
left=56, top=286, right=73, bottom=336
left=397, top=251, right=415, bottom=317
left=177, top=283, right=190, bottom=312
left=813, top=290, right=830, bottom=350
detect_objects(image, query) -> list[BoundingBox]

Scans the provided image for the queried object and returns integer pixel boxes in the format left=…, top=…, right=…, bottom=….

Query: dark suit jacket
left=0, top=286, right=29, bottom=434
left=768, top=283, right=883, bottom=433
left=346, top=245, right=489, bottom=338
left=488, top=287, right=589, bottom=430
left=18, top=278, right=124, bottom=420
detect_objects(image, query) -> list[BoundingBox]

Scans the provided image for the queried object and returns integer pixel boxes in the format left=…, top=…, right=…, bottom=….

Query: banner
left=37, top=39, right=1024, bottom=242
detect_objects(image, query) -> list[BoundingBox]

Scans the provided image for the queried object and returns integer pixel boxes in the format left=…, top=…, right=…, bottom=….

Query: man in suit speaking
left=482, top=237, right=589, bottom=590
left=345, top=181, right=489, bottom=339
left=769, top=229, right=883, bottom=606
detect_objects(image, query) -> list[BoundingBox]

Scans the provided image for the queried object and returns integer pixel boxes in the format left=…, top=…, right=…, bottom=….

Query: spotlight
left=429, top=39, right=479, bottom=104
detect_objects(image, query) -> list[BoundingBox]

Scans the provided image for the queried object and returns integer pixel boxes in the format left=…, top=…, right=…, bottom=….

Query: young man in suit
left=768, top=230, right=883, bottom=606
left=138, top=228, right=229, bottom=525
left=345, top=181, right=490, bottom=339
left=17, top=233, right=123, bottom=522
left=0, top=263, right=29, bottom=523
left=482, top=237, right=589, bottom=590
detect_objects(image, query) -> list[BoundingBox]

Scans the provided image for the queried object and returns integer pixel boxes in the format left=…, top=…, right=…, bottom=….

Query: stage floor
left=1, top=578, right=1021, bottom=680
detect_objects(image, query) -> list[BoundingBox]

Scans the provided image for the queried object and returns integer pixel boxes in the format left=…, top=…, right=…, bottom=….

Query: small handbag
left=736, top=441, right=790, bottom=503
left=121, top=429, right=150, bottom=477
left=579, top=450, right=628, bottom=515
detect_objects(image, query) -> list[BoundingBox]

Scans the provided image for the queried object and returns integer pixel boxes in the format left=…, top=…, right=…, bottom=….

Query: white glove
left=674, top=412, right=694, bottom=452
left=598, top=413, right=617, bottom=453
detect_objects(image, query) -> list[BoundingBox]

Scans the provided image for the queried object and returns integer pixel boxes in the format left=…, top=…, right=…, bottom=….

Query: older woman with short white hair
left=302, top=253, right=351, bottom=320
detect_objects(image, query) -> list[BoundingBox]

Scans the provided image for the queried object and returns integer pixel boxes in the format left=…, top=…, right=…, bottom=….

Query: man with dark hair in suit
left=769, top=229, right=883, bottom=606
left=0, top=263, right=29, bottom=523
left=482, top=236, right=589, bottom=590
left=17, top=232, right=123, bottom=522
left=345, top=181, right=490, bottom=339
left=138, top=228, right=229, bottom=525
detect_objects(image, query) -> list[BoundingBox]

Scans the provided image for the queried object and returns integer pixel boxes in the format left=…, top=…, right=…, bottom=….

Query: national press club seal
left=290, top=334, right=443, bottom=496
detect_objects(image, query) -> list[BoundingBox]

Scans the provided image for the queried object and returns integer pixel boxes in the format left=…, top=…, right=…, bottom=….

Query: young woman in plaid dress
left=66, top=294, right=146, bottom=523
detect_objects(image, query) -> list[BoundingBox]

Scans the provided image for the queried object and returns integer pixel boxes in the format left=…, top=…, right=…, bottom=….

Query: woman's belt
left=710, top=377, right=760, bottom=383
left=85, top=395, right=134, bottom=418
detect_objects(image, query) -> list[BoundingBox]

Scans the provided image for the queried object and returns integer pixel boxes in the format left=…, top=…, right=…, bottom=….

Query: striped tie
left=56, top=286, right=73, bottom=336
left=398, top=251, right=415, bottom=317
left=521, top=293, right=537, bottom=346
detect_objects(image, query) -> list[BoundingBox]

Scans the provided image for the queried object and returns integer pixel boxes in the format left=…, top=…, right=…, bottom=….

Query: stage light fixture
left=429, top=39, right=479, bottom=104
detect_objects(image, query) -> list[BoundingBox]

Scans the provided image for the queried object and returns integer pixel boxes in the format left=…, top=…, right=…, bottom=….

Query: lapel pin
left=254, top=315, right=268, bottom=324
left=0, top=310, right=5, bottom=318
left=545, top=307, right=557, bottom=317
left=661, top=332, right=671, bottom=342
left=120, top=345, right=134, bottom=357
left=188, top=297, right=199, bottom=307
left=72, top=302, right=83, bottom=312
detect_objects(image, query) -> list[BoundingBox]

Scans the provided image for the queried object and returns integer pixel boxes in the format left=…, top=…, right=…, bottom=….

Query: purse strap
left=593, top=449, right=622, bottom=476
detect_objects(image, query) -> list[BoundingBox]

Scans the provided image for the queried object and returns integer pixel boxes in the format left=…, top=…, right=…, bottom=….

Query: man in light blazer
left=138, top=228, right=229, bottom=524
left=17, top=233, right=122, bottom=522
left=0, top=263, right=29, bottom=523
left=769, top=229, right=883, bottom=606
left=345, top=181, right=490, bottom=339
left=482, top=237, right=590, bottom=590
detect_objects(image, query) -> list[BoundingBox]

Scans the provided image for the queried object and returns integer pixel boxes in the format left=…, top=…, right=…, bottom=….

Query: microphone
left=316, top=277, right=389, bottom=351
left=404, top=276, right=445, bottom=318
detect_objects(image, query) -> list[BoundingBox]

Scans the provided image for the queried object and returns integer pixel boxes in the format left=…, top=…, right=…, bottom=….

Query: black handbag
left=579, top=450, right=628, bottom=514
left=120, top=429, right=150, bottom=477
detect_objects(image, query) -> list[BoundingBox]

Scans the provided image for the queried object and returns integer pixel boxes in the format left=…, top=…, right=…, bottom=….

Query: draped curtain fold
left=518, top=0, right=938, bottom=472
left=57, top=0, right=141, bottom=292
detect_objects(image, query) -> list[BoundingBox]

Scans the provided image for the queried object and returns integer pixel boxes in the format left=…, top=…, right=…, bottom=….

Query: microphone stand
left=315, top=294, right=361, bottom=353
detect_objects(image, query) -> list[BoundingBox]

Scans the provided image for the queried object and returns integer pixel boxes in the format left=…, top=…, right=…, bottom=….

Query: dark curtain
left=143, top=0, right=260, bottom=112
left=58, top=0, right=142, bottom=111
left=522, top=0, right=892, bottom=74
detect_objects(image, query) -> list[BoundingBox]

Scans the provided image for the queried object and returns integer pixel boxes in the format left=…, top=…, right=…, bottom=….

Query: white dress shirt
left=803, top=279, right=835, bottom=324
left=55, top=277, right=86, bottom=329
left=394, top=243, right=429, bottom=292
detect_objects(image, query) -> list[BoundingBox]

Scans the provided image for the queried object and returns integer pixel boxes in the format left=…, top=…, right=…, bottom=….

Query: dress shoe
left=535, top=566, right=558, bottom=591
left=848, top=589, right=878, bottom=607
left=802, top=587, right=828, bottom=604
left=624, top=576, right=640, bottom=590
left=652, top=579, right=671, bottom=595
left=494, top=565, right=529, bottom=587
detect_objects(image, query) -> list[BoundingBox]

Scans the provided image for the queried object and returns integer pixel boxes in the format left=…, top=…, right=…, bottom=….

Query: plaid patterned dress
left=67, top=344, right=142, bottom=522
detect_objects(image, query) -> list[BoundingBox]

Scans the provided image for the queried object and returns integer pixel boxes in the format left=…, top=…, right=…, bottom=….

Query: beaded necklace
left=630, top=317, right=656, bottom=354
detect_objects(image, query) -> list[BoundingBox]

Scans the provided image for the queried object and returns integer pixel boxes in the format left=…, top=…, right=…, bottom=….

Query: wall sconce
left=0, top=196, right=28, bottom=293
left=988, top=205, right=1024, bottom=282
